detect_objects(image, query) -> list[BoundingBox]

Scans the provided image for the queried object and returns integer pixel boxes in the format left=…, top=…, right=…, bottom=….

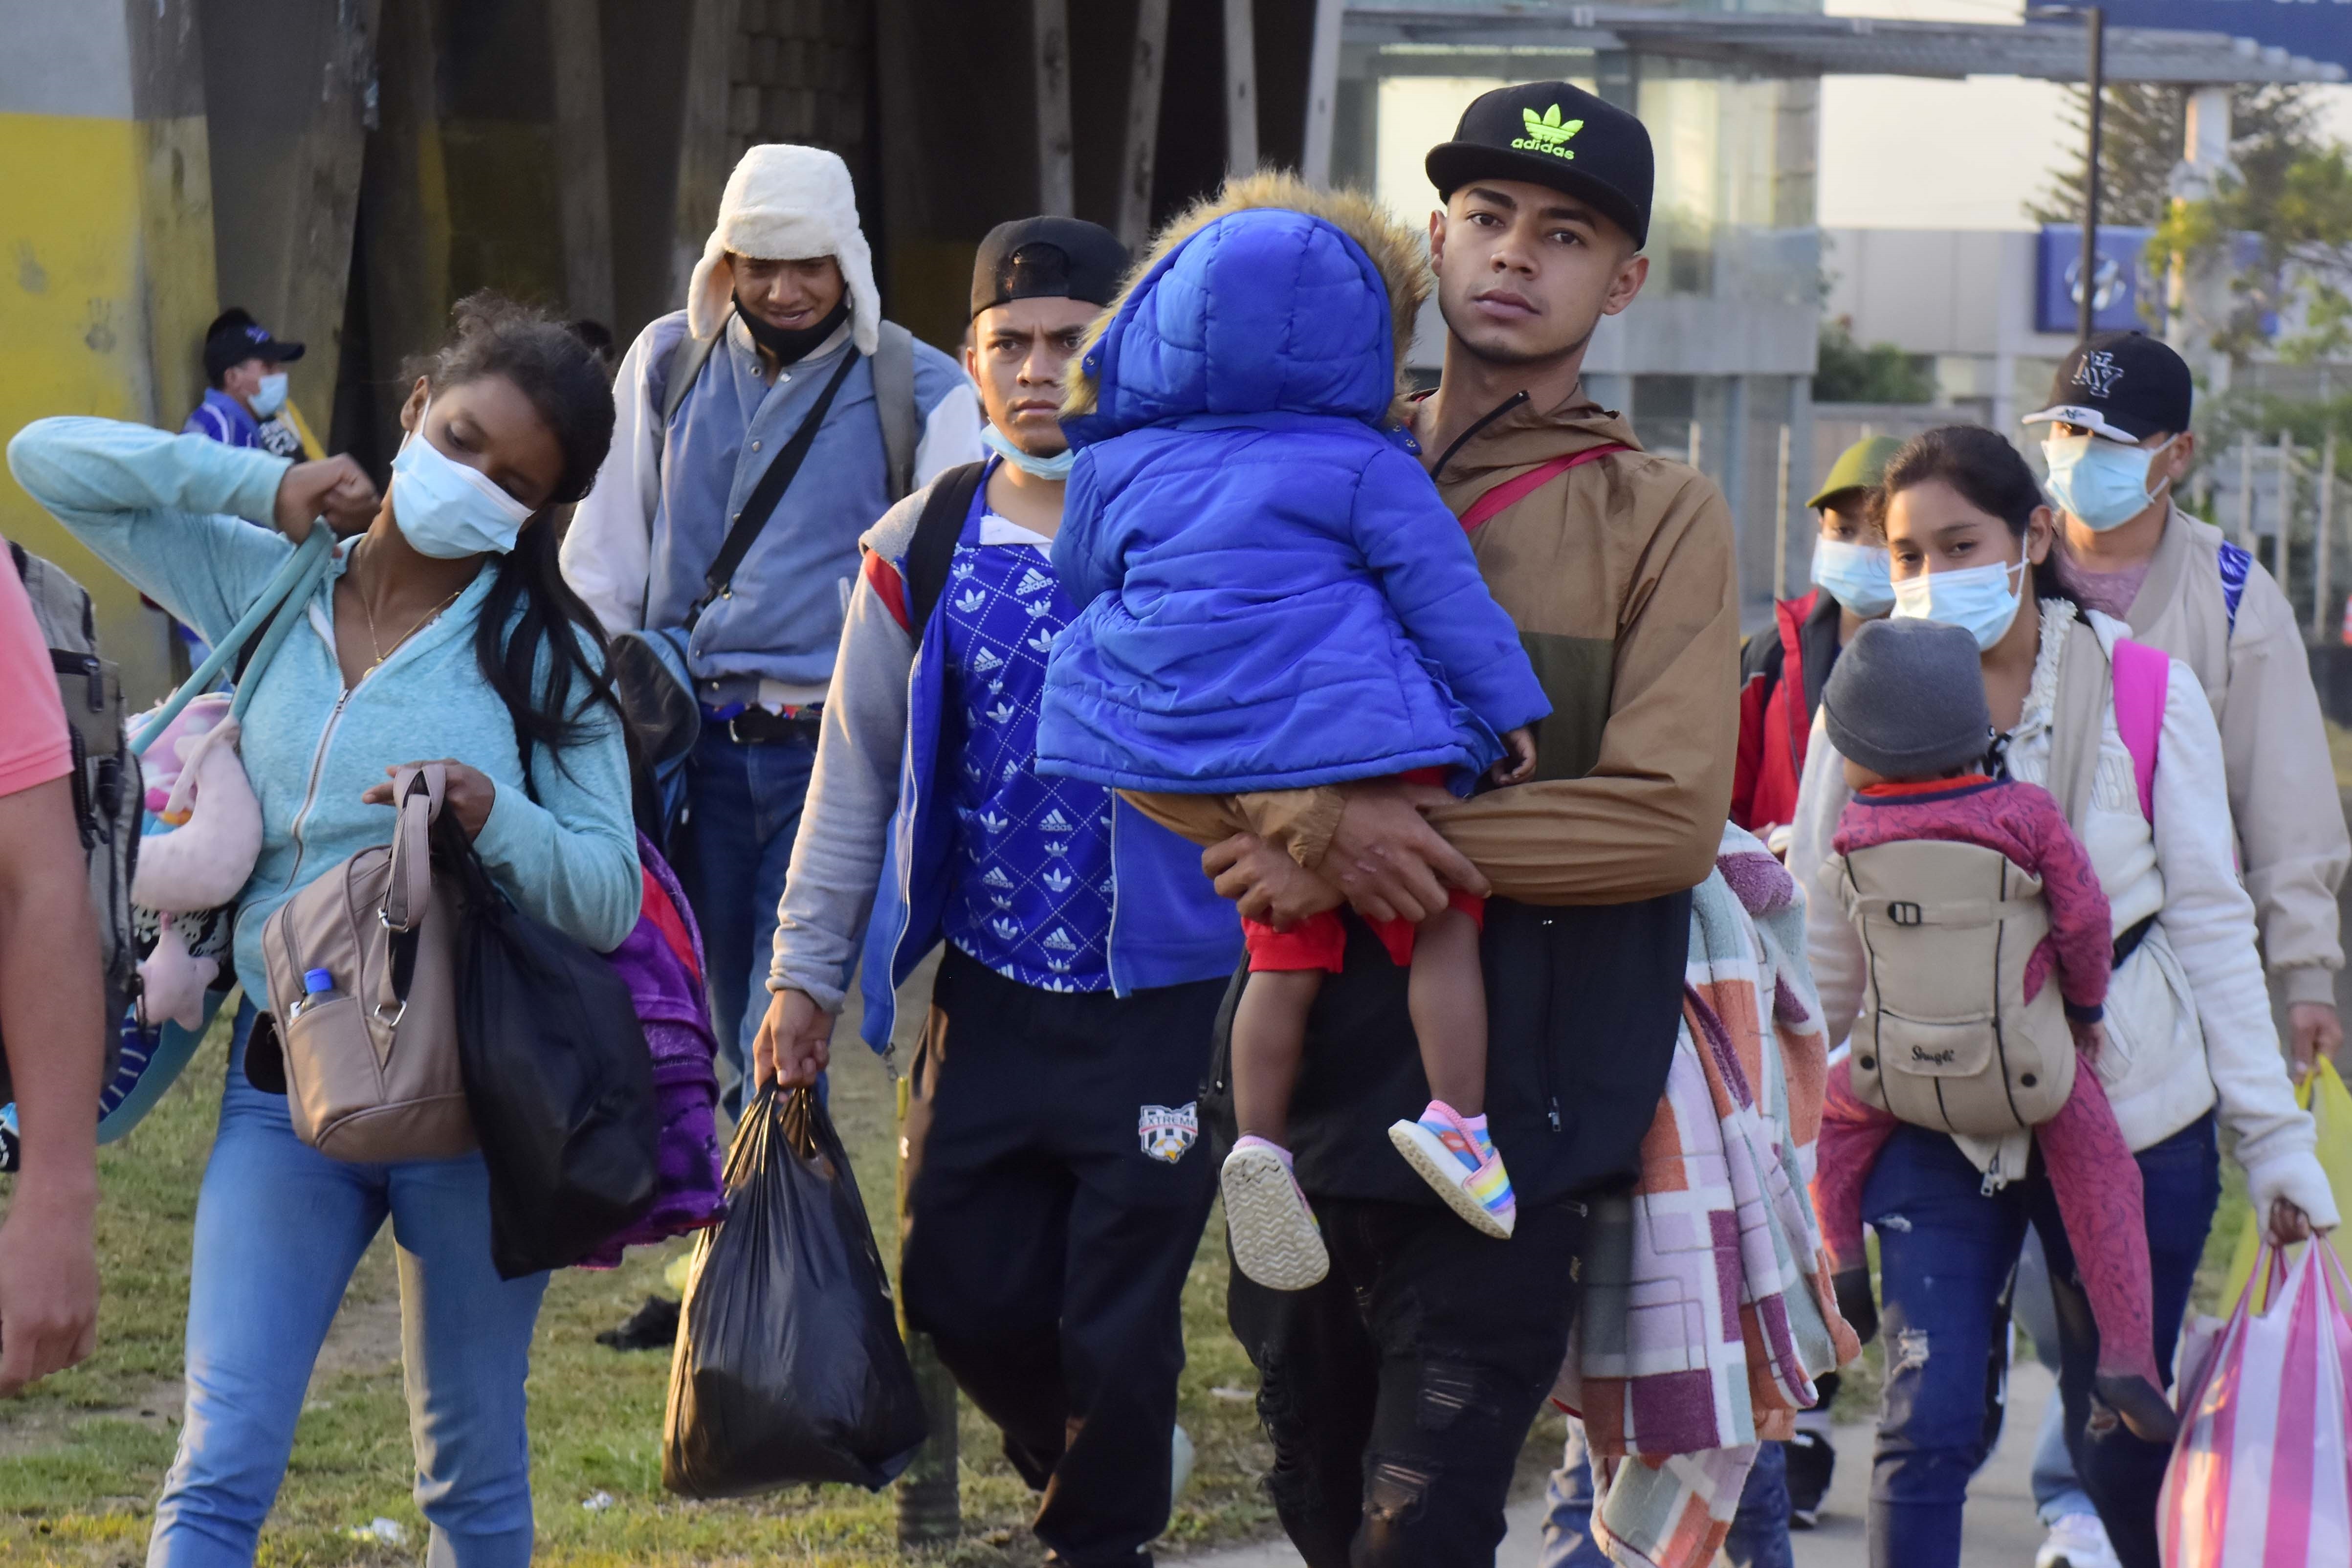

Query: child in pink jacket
left=1810, top=618, right=2175, bottom=1444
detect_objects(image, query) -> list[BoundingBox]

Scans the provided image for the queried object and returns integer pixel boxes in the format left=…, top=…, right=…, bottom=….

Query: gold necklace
left=354, top=540, right=466, bottom=670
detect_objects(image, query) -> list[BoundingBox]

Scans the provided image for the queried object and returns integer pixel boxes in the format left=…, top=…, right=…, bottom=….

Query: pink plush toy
left=131, top=694, right=263, bottom=1029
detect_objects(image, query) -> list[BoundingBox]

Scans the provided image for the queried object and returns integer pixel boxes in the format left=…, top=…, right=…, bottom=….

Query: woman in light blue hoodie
left=8, top=296, right=639, bottom=1568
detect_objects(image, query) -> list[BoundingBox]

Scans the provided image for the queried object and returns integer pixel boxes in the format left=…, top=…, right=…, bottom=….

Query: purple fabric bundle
left=577, top=834, right=726, bottom=1268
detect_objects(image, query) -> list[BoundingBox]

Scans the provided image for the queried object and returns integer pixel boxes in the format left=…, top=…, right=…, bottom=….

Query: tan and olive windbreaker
left=1131, top=388, right=1739, bottom=905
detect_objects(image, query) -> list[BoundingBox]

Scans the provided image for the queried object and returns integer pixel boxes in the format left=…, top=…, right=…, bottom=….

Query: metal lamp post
left=2032, top=4, right=2108, bottom=342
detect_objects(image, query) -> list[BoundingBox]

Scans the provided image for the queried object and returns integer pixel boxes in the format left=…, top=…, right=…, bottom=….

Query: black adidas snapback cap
left=1425, top=82, right=1654, bottom=249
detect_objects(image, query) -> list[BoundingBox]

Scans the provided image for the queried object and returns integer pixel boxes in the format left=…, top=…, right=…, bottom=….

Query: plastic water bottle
left=295, top=967, right=342, bottom=1017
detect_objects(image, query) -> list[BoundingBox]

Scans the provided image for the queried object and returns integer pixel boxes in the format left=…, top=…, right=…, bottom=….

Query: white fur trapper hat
left=685, top=143, right=879, bottom=354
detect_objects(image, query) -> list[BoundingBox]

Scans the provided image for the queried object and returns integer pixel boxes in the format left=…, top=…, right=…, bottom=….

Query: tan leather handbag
left=262, top=764, right=473, bottom=1161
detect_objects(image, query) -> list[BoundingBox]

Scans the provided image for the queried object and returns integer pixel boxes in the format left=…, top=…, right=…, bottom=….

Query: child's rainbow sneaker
left=1388, top=1101, right=1515, bottom=1238
left=1221, top=1136, right=1329, bottom=1290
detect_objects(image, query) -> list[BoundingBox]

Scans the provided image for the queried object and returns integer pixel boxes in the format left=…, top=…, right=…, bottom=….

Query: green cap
left=1807, top=436, right=1905, bottom=510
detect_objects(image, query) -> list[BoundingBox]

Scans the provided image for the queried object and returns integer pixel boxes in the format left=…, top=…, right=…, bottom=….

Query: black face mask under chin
left=733, top=291, right=851, bottom=366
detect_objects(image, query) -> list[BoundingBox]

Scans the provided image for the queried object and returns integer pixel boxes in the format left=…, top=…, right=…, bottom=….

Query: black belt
left=712, top=707, right=822, bottom=745
left=2112, top=914, right=2156, bottom=970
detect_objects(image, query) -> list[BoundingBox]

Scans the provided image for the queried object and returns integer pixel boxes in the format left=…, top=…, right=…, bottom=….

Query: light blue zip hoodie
left=7, top=419, right=641, bottom=1007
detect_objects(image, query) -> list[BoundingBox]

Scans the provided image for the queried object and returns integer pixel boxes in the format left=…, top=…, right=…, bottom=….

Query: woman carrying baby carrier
left=1786, top=425, right=2334, bottom=1568
left=7, top=295, right=639, bottom=1568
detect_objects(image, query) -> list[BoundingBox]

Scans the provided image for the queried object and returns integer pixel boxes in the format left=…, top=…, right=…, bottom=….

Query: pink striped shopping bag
left=2160, top=1240, right=2352, bottom=1566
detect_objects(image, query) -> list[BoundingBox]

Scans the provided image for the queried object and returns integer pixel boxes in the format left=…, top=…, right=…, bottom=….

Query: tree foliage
left=1815, top=321, right=1936, bottom=405
left=2157, top=137, right=2352, bottom=364
left=2029, top=84, right=2319, bottom=231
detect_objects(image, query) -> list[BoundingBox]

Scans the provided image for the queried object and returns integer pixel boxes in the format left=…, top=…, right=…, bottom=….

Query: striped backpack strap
left=1459, top=443, right=1630, bottom=531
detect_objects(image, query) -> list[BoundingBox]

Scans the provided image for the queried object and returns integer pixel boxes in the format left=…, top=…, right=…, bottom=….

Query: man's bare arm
left=0, top=775, right=104, bottom=1394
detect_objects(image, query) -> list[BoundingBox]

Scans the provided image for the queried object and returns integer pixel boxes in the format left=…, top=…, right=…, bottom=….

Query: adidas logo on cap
left=1512, top=105, right=1583, bottom=160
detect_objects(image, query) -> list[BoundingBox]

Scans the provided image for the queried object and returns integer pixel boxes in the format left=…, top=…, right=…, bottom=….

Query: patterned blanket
left=1552, top=825, right=1859, bottom=1567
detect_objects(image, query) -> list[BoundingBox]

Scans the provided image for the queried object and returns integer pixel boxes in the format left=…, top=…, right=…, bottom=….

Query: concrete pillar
left=2167, top=83, right=2236, bottom=395
left=1299, top=0, right=1342, bottom=186
left=0, top=0, right=216, bottom=702
left=671, top=0, right=742, bottom=308
left=200, top=0, right=380, bottom=437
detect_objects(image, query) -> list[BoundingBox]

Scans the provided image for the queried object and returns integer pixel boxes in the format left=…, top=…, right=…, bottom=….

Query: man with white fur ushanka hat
left=564, top=144, right=980, bottom=1108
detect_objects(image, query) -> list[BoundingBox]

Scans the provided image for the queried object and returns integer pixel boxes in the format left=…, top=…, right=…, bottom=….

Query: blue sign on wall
left=2036, top=226, right=2157, bottom=334
left=2097, top=0, right=2351, bottom=72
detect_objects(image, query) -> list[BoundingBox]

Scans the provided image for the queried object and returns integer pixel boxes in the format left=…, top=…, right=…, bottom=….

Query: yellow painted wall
left=0, top=109, right=217, bottom=706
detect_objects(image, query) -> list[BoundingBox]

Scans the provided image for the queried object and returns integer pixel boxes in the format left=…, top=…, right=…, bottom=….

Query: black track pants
left=900, top=948, right=1224, bottom=1567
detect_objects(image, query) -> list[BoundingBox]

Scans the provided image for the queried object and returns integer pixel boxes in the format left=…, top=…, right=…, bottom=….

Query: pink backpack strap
left=1458, top=443, right=1630, bottom=531
left=2110, top=638, right=2167, bottom=824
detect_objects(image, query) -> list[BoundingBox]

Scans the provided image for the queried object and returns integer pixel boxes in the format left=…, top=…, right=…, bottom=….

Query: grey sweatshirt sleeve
left=767, top=499, right=925, bottom=1012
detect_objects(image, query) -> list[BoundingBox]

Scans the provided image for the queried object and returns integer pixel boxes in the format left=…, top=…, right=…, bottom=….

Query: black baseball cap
left=971, top=218, right=1130, bottom=320
left=202, top=308, right=304, bottom=383
left=1425, top=82, right=1654, bottom=249
left=2023, top=331, right=2193, bottom=443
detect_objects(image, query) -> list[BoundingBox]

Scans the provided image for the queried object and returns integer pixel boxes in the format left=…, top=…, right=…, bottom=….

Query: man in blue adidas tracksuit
left=563, top=144, right=980, bottom=1108
left=759, top=219, right=1240, bottom=1568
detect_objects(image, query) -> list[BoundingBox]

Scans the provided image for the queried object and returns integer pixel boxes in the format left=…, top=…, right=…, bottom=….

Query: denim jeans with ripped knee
left=1862, top=1116, right=2217, bottom=1568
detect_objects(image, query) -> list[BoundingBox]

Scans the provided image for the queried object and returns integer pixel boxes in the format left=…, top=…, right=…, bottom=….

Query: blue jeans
left=148, top=1004, right=548, bottom=1568
left=2013, top=1231, right=2098, bottom=1525
left=1864, top=1114, right=2219, bottom=1568
left=674, top=728, right=816, bottom=1110
left=1539, top=1422, right=1793, bottom=1568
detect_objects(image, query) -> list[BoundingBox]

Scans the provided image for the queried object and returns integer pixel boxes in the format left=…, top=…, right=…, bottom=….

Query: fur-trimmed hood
left=1061, top=172, right=1430, bottom=437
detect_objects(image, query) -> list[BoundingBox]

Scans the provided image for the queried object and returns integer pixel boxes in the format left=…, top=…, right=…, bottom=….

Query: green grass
left=0, top=975, right=1312, bottom=1566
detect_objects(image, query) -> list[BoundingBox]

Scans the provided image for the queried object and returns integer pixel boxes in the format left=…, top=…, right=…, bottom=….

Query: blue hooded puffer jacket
left=1038, top=201, right=1552, bottom=795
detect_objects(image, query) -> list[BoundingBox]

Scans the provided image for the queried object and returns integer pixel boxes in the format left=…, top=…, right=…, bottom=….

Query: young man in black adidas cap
left=2027, top=331, right=2347, bottom=1073
left=1130, top=82, right=1743, bottom=1566
left=758, top=218, right=1242, bottom=1567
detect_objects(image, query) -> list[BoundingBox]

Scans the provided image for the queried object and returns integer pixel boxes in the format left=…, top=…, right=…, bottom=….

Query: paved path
left=1179, top=1363, right=2058, bottom=1567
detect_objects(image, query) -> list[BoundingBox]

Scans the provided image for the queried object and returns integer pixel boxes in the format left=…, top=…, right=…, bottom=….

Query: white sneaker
left=1221, top=1138, right=1328, bottom=1289
left=2036, top=1513, right=2122, bottom=1568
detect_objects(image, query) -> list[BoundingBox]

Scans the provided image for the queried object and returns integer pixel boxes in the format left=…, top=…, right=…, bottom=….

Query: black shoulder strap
left=685, top=345, right=862, bottom=631
left=905, top=462, right=989, bottom=633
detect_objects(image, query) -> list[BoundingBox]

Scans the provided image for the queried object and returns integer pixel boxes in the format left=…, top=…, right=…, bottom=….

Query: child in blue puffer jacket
left=1037, top=175, right=1551, bottom=1292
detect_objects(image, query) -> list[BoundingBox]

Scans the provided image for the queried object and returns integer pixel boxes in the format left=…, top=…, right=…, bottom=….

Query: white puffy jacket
left=1791, top=600, right=2336, bottom=1228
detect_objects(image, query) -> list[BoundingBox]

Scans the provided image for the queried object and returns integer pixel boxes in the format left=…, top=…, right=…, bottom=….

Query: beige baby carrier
left=1825, top=620, right=2116, bottom=1139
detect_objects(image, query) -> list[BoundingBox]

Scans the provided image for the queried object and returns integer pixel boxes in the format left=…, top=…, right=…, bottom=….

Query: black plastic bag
left=443, top=815, right=659, bottom=1279
left=662, top=1082, right=927, bottom=1496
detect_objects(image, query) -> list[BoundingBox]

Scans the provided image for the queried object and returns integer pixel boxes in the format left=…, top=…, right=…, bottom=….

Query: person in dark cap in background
left=1126, top=82, right=1744, bottom=1566
left=2013, top=329, right=2350, bottom=1568
left=757, top=217, right=1241, bottom=1567
left=183, top=309, right=306, bottom=458
left=2026, top=331, right=2346, bottom=1074
left=1733, top=435, right=1903, bottom=863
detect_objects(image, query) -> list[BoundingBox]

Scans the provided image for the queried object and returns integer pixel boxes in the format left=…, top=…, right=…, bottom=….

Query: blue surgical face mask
left=1810, top=537, right=1895, bottom=617
left=2042, top=432, right=2177, bottom=532
left=1891, top=558, right=2027, bottom=651
left=250, top=372, right=289, bottom=418
left=980, top=421, right=1077, bottom=481
left=389, top=402, right=535, bottom=559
